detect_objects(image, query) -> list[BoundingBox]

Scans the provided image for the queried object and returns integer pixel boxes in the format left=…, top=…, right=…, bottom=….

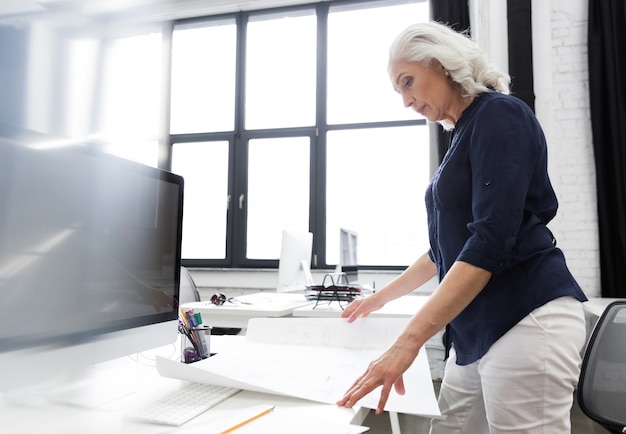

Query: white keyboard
left=131, top=382, right=241, bottom=426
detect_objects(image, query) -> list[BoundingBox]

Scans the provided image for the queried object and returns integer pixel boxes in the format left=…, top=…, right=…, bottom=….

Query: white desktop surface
left=182, top=292, right=314, bottom=329
left=292, top=294, right=429, bottom=318
left=0, top=337, right=366, bottom=434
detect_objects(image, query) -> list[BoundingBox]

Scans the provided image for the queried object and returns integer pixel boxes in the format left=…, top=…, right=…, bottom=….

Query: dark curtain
left=588, top=0, right=626, bottom=297
left=429, top=0, right=471, bottom=163
left=507, top=0, right=534, bottom=111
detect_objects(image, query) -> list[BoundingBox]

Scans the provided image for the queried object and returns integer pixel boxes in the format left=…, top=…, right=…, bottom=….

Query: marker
left=219, top=405, right=275, bottom=434
left=185, top=310, right=197, bottom=327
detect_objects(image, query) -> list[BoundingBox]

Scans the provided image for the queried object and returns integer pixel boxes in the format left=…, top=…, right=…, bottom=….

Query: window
left=325, top=126, right=429, bottom=266
left=326, top=2, right=424, bottom=124
left=170, top=0, right=431, bottom=269
left=170, top=19, right=237, bottom=134
left=91, top=0, right=431, bottom=269
left=98, top=30, right=164, bottom=167
left=171, top=141, right=229, bottom=259
left=247, top=137, right=312, bottom=259
left=245, top=11, right=317, bottom=130
left=325, top=1, right=430, bottom=266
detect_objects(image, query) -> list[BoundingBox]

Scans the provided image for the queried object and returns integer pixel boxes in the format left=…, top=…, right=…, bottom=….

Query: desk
left=182, top=292, right=314, bottom=329
left=582, top=297, right=626, bottom=342
left=0, top=337, right=366, bottom=434
left=583, top=297, right=625, bottom=318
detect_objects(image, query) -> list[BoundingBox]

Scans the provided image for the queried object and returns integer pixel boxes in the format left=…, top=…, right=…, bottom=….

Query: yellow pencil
left=179, top=308, right=190, bottom=327
left=219, top=405, right=275, bottom=434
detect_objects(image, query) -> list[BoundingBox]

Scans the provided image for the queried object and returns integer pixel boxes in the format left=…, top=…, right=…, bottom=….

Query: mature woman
left=336, top=21, right=588, bottom=433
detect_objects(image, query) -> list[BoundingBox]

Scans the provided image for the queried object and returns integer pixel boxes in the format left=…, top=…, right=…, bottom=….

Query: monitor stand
left=4, top=362, right=136, bottom=410
left=46, top=366, right=137, bottom=409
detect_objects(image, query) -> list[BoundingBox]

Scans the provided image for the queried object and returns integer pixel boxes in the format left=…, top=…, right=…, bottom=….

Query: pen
left=219, top=405, right=275, bottom=434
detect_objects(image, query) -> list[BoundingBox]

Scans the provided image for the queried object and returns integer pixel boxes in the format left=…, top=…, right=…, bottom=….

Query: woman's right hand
left=341, top=293, right=386, bottom=323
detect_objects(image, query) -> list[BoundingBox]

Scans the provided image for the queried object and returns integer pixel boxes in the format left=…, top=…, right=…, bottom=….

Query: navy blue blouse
left=426, top=91, right=587, bottom=365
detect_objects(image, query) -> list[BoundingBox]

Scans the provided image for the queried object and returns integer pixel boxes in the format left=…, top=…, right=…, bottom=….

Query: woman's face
left=390, top=60, right=461, bottom=125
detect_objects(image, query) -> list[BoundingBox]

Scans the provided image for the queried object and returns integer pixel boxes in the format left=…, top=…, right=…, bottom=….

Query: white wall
left=532, top=0, right=599, bottom=297
left=467, top=0, right=599, bottom=297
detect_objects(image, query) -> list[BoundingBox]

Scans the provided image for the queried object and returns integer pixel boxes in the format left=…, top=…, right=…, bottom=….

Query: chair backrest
left=577, top=301, right=626, bottom=433
left=178, top=266, right=201, bottom=303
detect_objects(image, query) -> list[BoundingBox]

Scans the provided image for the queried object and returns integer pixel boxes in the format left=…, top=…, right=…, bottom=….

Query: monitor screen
left=0, top=139, right=184, bottom=393
left=339, top=228, right=358, bottom=267
left=339, top=228, right=359, bottom=283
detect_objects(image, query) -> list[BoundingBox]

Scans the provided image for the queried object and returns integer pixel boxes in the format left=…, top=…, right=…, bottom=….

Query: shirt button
left=485, top=181, right=492, bottom=186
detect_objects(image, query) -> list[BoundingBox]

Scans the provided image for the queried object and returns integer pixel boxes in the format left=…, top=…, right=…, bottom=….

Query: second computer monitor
left=339, top=228, right=358, bottom=283
left=277, top=230, right=313, bottom=292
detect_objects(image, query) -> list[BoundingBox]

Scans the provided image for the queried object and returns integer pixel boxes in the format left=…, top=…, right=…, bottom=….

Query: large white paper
left=157, top=317, right=440, bottom=417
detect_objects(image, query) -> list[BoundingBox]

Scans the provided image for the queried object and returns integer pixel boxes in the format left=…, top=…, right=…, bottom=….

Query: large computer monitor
left=0, top=139, right=184, bottom=396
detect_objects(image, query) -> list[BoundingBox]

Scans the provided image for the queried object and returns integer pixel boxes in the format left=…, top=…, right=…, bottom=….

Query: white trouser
left=430, top=296, right=586, bottom=434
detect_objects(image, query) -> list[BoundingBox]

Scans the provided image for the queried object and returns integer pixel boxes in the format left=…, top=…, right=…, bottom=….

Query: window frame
left=170, top=0, right=428, bottom=270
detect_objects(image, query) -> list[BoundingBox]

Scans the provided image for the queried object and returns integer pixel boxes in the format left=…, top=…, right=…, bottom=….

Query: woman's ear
left=431, top=59, right=447, bottom=76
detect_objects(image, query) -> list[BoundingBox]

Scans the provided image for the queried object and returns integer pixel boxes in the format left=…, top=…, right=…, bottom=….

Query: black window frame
left=171, top=0, right=427, bottom=270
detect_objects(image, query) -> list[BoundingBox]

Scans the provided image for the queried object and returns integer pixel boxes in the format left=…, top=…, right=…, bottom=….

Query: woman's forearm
left=374, top=251, right=437, bottom=303
left=398, top=260, right=492, bottom=349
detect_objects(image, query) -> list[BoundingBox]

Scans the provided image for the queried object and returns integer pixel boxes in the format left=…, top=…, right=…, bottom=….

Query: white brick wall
left=533, top=0, right=600, bottom=297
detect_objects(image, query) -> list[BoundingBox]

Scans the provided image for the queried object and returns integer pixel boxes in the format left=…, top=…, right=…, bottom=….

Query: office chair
left=577, top=301, right=626, bottom=433
left=179, top=266, right=201, bottom=303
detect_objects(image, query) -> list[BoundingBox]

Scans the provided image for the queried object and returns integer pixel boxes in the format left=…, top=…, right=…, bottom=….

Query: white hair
left=388, top=21, right=511, bottom=129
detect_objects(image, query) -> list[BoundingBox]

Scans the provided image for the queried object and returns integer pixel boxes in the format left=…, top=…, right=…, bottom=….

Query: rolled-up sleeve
left=460, top=99, right=541, bottom=273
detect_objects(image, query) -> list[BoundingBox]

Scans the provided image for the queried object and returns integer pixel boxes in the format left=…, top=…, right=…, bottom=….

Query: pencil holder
left=180, top=325, right=211, bottom=364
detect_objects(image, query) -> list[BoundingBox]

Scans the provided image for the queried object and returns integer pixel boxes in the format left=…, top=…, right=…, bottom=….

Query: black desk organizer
left=305, top=273, right=362, bottom=309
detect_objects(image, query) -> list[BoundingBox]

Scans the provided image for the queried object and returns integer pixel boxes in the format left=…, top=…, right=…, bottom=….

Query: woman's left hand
left=336, top=338, right=420, bottom=414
